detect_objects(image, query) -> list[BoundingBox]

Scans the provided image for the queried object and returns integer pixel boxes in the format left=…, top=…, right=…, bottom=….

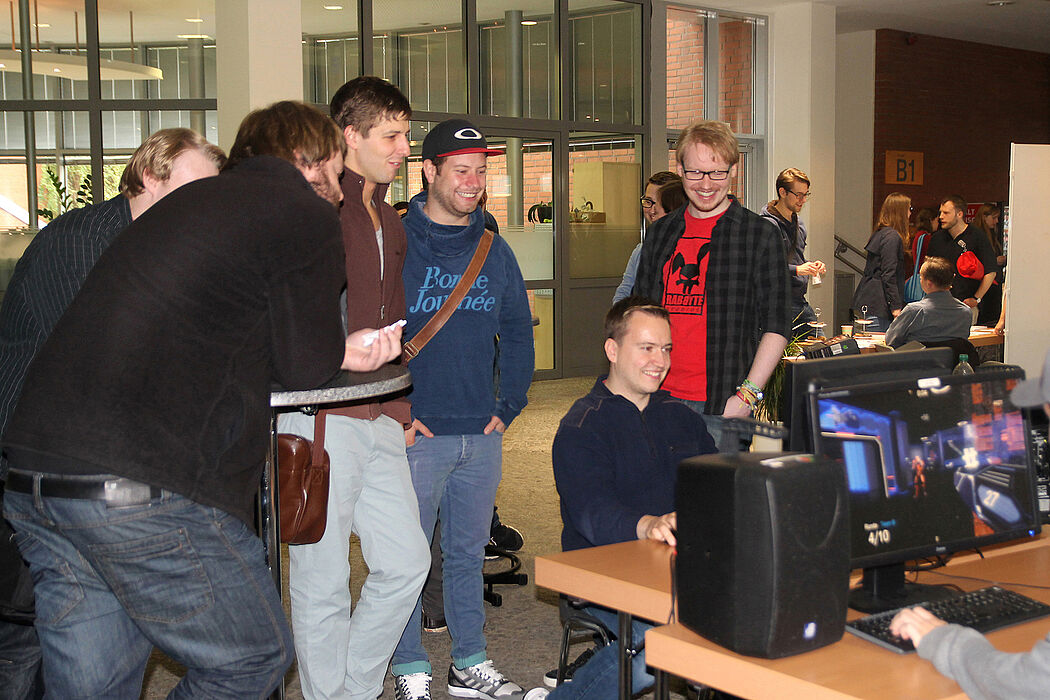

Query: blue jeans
left=392, top=433, right=503, bottom=675
left=280, top=412, right=429, bottom=700
left=3, top=477, right=293, bottom=699
left=0, top=619, right=43, bottom=699
left=547, top=606, right=653, bottom=699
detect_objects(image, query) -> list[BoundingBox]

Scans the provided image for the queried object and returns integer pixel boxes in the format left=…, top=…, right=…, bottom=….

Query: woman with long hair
left=973, top=203, right=1004, bottom=326
left=852, top=192, right=910, bottom=331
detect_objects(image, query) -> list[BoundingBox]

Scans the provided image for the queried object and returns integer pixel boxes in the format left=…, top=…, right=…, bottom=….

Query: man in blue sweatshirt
left=544, top=297, right=716, bottom=698
left=392, top=119, right=538, bottom=700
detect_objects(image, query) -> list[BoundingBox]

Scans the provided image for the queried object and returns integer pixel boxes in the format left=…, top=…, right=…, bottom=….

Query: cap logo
left=454, top=127, right=484, bottom=140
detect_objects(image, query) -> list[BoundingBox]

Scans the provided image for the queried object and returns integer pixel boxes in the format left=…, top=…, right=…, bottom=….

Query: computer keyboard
left=846, top=586, right=1050, bottom=653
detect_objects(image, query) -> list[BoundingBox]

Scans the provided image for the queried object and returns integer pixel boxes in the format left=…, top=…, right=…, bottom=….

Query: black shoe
left=423, top=612, right=447, bottom=633
left=542, top=646, right=597, bottom=688
left=489, top=522, right=524, bottom=552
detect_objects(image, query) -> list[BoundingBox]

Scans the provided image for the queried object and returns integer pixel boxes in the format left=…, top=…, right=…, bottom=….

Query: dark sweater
left=552, top=379, right=716, bottom=552
left=851, top=226, right=905, bottom=318
left=401, top=193, right=534, bottom=435
left=0, top=195, right=132, bottom=453
left=2, top=156, right=346, bottom=525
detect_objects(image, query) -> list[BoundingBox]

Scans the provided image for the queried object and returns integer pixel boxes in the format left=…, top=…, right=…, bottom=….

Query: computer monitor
left=809, top=367, right=1042, bottom=612
left=783, top=348, right=954, bottom=453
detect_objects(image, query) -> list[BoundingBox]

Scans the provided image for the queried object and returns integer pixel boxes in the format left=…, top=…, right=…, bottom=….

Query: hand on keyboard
left=890, top=606, right=948, bottom=648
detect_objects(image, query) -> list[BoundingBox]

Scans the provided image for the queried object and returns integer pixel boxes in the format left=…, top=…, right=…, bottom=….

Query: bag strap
left=916, top=232, right=927, bottom=260
left=403, top=229, right=495, bottom=362
left=312, top=412, right=326, bottom=463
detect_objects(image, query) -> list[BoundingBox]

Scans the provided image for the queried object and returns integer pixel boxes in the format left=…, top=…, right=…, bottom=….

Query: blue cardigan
left=401, top=193, right=535, bottom=435
left=552, top=379, right=717, bottom=552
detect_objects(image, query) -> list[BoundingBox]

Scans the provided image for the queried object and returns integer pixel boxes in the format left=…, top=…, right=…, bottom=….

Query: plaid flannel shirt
left=634, top=197, right=790, bottom=415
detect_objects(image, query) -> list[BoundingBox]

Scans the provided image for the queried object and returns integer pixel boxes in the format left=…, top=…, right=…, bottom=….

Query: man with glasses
left=760, top=167, right=826, bottom=338
left=634, top=119, right=789, bottom=450
left=613, top=171, right=682, bottom=303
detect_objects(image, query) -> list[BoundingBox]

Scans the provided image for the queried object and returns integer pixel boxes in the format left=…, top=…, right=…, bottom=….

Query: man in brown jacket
left=278, top=77, right=430, bottom=700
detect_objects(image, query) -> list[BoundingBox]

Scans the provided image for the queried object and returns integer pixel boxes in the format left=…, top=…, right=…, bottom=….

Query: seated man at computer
left=884, top=257, right=972, bottom=348
left=889, top=347, right=1050, bottom=700
left=546, top=297, right=716, bottom=698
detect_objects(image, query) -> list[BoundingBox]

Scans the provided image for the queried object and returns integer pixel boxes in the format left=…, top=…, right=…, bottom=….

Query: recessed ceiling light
left=323, top=4, right=343, bottom=9
left=52, top=68, right=60, bottom=73
left=521, top=20, right=538, bottom=26
left=185, top=17, right=204, bottom=23
left=986, top=0, right=1014, bottom=5
left=34, top=23, right=50, bottom=28
left=177, top=34, right=211, bottom=39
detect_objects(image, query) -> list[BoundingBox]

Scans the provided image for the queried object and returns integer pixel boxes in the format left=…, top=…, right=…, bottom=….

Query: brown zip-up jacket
left=323, top=169, right=411, bottom=425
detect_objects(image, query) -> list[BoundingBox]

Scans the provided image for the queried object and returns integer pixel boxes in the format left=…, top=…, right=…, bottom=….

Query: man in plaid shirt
left=634, top=119, right=789, bottom=449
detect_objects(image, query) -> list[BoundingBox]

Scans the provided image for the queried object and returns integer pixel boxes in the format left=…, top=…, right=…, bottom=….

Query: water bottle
left=953, top=354, right=975, bottom=375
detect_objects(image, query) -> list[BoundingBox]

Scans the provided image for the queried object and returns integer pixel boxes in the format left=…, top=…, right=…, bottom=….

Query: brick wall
left=666, top=11, right=754, bottom=136
left=873, top=29, right=1050, bottom=224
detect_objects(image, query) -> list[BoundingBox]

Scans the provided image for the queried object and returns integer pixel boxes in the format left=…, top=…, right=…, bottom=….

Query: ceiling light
left=185, top=17, right=204, bottom=23
left=34, top=23, right=50, bottom=28
left=177, top=34, right=211, bottom=39
left=323, top=4, right=343, bottom=9
left=986, top=0, right=1015, bottom=5
left=521, top=20, right=537, bottom=26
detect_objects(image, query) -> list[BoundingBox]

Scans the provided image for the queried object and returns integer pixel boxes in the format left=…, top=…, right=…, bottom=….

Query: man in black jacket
left=1, top=102, right=402, bottom=699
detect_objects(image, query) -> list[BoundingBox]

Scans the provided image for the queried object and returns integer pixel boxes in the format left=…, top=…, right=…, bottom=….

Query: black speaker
left=675, top=452, right=849, bottom=658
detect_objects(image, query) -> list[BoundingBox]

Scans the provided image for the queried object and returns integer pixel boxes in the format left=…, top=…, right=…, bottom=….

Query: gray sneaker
left=394, top=672, right=432, bottom=700
left=447, top=660, right=525, bottom=699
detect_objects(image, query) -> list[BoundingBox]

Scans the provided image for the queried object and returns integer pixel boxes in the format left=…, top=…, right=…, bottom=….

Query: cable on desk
left=922, top=569, right=1050, bottom=592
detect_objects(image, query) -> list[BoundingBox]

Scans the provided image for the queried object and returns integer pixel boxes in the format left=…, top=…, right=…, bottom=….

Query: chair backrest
left=920, top=338, right=981, bottom=367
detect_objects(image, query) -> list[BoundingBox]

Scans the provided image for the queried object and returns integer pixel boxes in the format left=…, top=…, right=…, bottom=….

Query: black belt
left=5, top=471, right=162, bottom=507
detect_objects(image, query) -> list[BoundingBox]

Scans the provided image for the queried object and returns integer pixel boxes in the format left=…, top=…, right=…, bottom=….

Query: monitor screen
left=810, top=368, right=1042, bottom=611
left=783, top=348, right=954, bottom=453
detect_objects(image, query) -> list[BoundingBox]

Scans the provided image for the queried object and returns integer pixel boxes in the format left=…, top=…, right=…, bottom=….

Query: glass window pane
left=302, top=4, right=359, bottom=106
left=666, top=6, right=705, bottom=132
left=374, top=5, right=465, bottom=113
left=477, top=1, right=557, bottom=120
left=568, top=132, right=640, bottom=279
left=569, top=0, right=641, bottom=125
left=483, top=134, right=554, bottom=281
left=98, top=2, right=215, bottom=101
left=1, top=2, right=88, bottom=100
left=718, top=16, right=754, bottom=135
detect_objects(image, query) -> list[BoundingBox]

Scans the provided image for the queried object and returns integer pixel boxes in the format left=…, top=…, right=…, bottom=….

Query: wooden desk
left=645, top=539, right=1050, bottom=700
left=535, top=540, right=674, bottom=699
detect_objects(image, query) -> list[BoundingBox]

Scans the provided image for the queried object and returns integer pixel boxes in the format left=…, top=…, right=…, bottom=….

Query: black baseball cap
left=421, top=119, right=501, bottom=162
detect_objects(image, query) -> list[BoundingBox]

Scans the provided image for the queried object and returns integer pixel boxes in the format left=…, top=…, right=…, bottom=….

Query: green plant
left=37, top=168, right=93, bottom=222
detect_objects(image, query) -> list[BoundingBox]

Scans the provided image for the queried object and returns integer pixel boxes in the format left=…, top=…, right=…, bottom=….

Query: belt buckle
left=103, top=478, right=155, bottom=508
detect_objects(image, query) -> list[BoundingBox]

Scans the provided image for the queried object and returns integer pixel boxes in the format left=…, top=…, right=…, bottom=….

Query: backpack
left=903, top=232, right=927, bottom=304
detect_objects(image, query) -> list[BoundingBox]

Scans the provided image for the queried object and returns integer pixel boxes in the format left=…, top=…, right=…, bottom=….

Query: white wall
left=765, top=2, right=837, bottom=319
left=216, top=0, right=305, bottom=150
left=1004, top=144, right=1050, bottom=375
left=833, top=30, right=875, bottom=256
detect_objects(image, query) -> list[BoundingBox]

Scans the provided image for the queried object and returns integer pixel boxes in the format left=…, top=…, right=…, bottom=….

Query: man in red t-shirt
left=634, top=120, right=790, bottom=449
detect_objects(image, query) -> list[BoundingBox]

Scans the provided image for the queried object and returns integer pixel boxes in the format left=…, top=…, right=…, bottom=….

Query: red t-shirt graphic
left=661, top=210, right=721, bottom=401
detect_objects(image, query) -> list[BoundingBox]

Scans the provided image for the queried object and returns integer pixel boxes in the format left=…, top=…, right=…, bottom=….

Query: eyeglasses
left=640, top=197, right=657, bottom=208
left=788, top=190, right=812, bottom=201
left=681, top=168, right=730, bottom=181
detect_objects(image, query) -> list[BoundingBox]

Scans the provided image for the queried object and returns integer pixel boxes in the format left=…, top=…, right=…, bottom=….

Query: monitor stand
left=849, top=563, right=956, bottom=614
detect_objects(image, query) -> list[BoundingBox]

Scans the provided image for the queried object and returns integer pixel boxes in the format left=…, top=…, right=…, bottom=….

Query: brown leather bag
left=276, top=412, right=330, bottom=544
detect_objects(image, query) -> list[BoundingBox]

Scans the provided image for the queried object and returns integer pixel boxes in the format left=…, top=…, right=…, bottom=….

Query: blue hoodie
left=401, top=192, right=535, bottom=435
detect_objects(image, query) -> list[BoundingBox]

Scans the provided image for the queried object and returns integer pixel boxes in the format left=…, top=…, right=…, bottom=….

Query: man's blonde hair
left=119, top=128, right=226, bottom=197
left=675, top=120, right=739, bottom=168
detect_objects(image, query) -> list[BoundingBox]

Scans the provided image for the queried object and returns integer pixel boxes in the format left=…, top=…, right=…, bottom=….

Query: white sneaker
left=394, top=672, right=432, bottom=700
left=447, top=660, right=525, bottom=699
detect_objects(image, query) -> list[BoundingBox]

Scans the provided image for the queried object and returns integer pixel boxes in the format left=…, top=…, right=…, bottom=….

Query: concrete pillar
left=766, top=1, right=837, bottom=325
left=505, top=10, right=524, bottom=227
left=216, top=0, right=304, bottom=151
